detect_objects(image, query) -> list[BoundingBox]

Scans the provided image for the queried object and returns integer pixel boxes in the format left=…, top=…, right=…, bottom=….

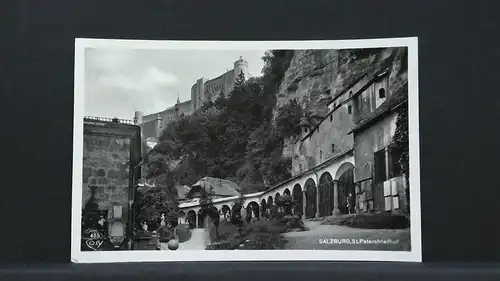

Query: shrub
left=322, top=213, right=409, bottom=229
left=280, top=214, right=307, bottom=231
left=209, top=221, right=238, bottom=242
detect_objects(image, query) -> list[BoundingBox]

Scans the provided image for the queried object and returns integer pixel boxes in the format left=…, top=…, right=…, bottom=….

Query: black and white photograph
left=71, top=38, right=421, bottom=263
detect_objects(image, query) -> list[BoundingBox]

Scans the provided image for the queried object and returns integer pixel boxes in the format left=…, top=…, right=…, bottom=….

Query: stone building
left=134, top=57, right=250, bottom=142
left=349, top=72, right=409, bottom=214
left=81, top=117, right=142, bottom=250
left=285, top=65, right=409, bottom=217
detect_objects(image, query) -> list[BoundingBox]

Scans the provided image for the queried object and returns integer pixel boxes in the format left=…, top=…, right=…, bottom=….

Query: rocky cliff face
left=276, top=47, right=407, bottom=120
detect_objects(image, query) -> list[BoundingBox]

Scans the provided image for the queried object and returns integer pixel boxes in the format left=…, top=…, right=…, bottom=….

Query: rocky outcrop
left=275, top=47, right=407, bottom=119
left=276, top=50, right=339, bottom=118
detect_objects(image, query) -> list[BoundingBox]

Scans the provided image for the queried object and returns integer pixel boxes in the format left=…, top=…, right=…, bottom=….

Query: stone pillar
left=302, top=190, right=307, bottom=220
left=195, top=213, right=199, bottom=228
left=155, top=114, right=162, bottom=138
left=241, top=207, right=247, bottom=221
left=315, top=183, right=320, bottom=218
left=332, top=180, right=341, bottom=216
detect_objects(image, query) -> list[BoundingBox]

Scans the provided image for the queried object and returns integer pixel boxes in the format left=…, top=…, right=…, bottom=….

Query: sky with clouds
left=84, top=48, right=266, bottom=120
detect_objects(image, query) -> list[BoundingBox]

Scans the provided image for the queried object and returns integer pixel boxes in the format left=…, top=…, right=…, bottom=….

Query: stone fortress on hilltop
left=132, top=56, right=250, bottom=143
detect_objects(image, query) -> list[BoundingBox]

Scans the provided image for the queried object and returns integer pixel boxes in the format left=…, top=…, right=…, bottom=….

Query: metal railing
left=84, top=116, right=135, bottom=125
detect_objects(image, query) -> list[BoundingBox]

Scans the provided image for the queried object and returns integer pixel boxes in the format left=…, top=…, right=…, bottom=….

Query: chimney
left=133, top=111, right=144, bottom=125
left=155, top=114, right=162, bottom=138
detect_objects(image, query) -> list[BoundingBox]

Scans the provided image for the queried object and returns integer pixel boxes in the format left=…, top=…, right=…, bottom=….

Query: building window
left=374, top=149, right=386, bottom=183
left=330, top=115, right=333, bottom=122
left=379, top=88, right=386, bottom=99
left=304, top=127, right=308, bottom=133
left=348, top=105, right=352, bottom=114
left=333, top=102, right=336, bottom=108
left=349, top=90, right=353, bottom=97
left=331, top=144, right=335, bottom=153
left=320, top=150, right=323, bottom=161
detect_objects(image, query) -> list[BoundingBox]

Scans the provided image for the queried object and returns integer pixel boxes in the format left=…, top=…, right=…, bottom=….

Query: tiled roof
left=349, top=83, right=408, bottom=134
left=191, top=177, right=242, bottom=197
left=175, top=184, right=191, bottom=199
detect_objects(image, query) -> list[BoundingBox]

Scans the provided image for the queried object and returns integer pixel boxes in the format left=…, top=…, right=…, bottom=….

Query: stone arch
left=292, top=184, right=303, bottom=215
left=221, top=205, right=231, bottom=220
left=267, top=196, right=274, bottom=207
left=275, top=192, right=281, bottom=203
left=283, top=188, right=291, bottom=196
left=260, top=198, right=267, bottom=215
left=318, top=172, right=335, bottom=217
left=335, top=162, right=355, bottom=214
left=246, top=201, right=260, bottom=222
left=335, top=162, right=355, bottom=180
left=304, top=178, right=317, bottom=219
left=187, top=210, right=196, bottom=229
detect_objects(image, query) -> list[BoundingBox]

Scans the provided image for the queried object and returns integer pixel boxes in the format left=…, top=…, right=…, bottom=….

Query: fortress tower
left=233, top=56, right=249, bottom=80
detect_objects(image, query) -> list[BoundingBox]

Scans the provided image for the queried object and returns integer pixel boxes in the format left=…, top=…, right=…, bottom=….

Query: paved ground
left=159, top=229, right=208, bottom=250
left=283, top=221, right=411, bottom=251
left=178, top=229, right=209, bottom=250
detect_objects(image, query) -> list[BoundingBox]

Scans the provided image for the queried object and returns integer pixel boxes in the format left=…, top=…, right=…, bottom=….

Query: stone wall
left=82, top=120, right=142, bottom=227
left=352, top=109, right=408, bottom=213
left=291, top=91, right=355, bottom=176
left=203, top=70, right=236, bottom=102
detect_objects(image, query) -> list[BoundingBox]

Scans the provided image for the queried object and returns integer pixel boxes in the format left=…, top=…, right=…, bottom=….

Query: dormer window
left=349, top=90, right=353, bottom=97
left=304, top=127, right=308, bottom=133
left=379, top=88, right=386, bottom=99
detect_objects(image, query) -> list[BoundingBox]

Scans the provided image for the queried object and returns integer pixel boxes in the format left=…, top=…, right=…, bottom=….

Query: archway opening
left=335, top=162, right=356, bottom=215
left=283, top=188, right=291, bottom=196
left=221, top=205, right=231, bottom=221
left=187, top=210, right=196, bottom=229
left=267, top=196, right=274, bottom=207
left=319, top=172, right=335, bottom=217
left=292, top=184, right=302, bottom=216
left=260, top=199, right=267, bottom=216
left=304, top=178, right=317, bottom=219
left=246, top=201, right=260, bottom=222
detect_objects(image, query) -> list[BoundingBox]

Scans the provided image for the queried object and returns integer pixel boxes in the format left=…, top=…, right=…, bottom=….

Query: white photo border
left=72, top=37, right=421, bottom=263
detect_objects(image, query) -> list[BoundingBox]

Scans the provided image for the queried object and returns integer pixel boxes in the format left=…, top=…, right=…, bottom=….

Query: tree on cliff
left=275, top=99, right=304, bottom=139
